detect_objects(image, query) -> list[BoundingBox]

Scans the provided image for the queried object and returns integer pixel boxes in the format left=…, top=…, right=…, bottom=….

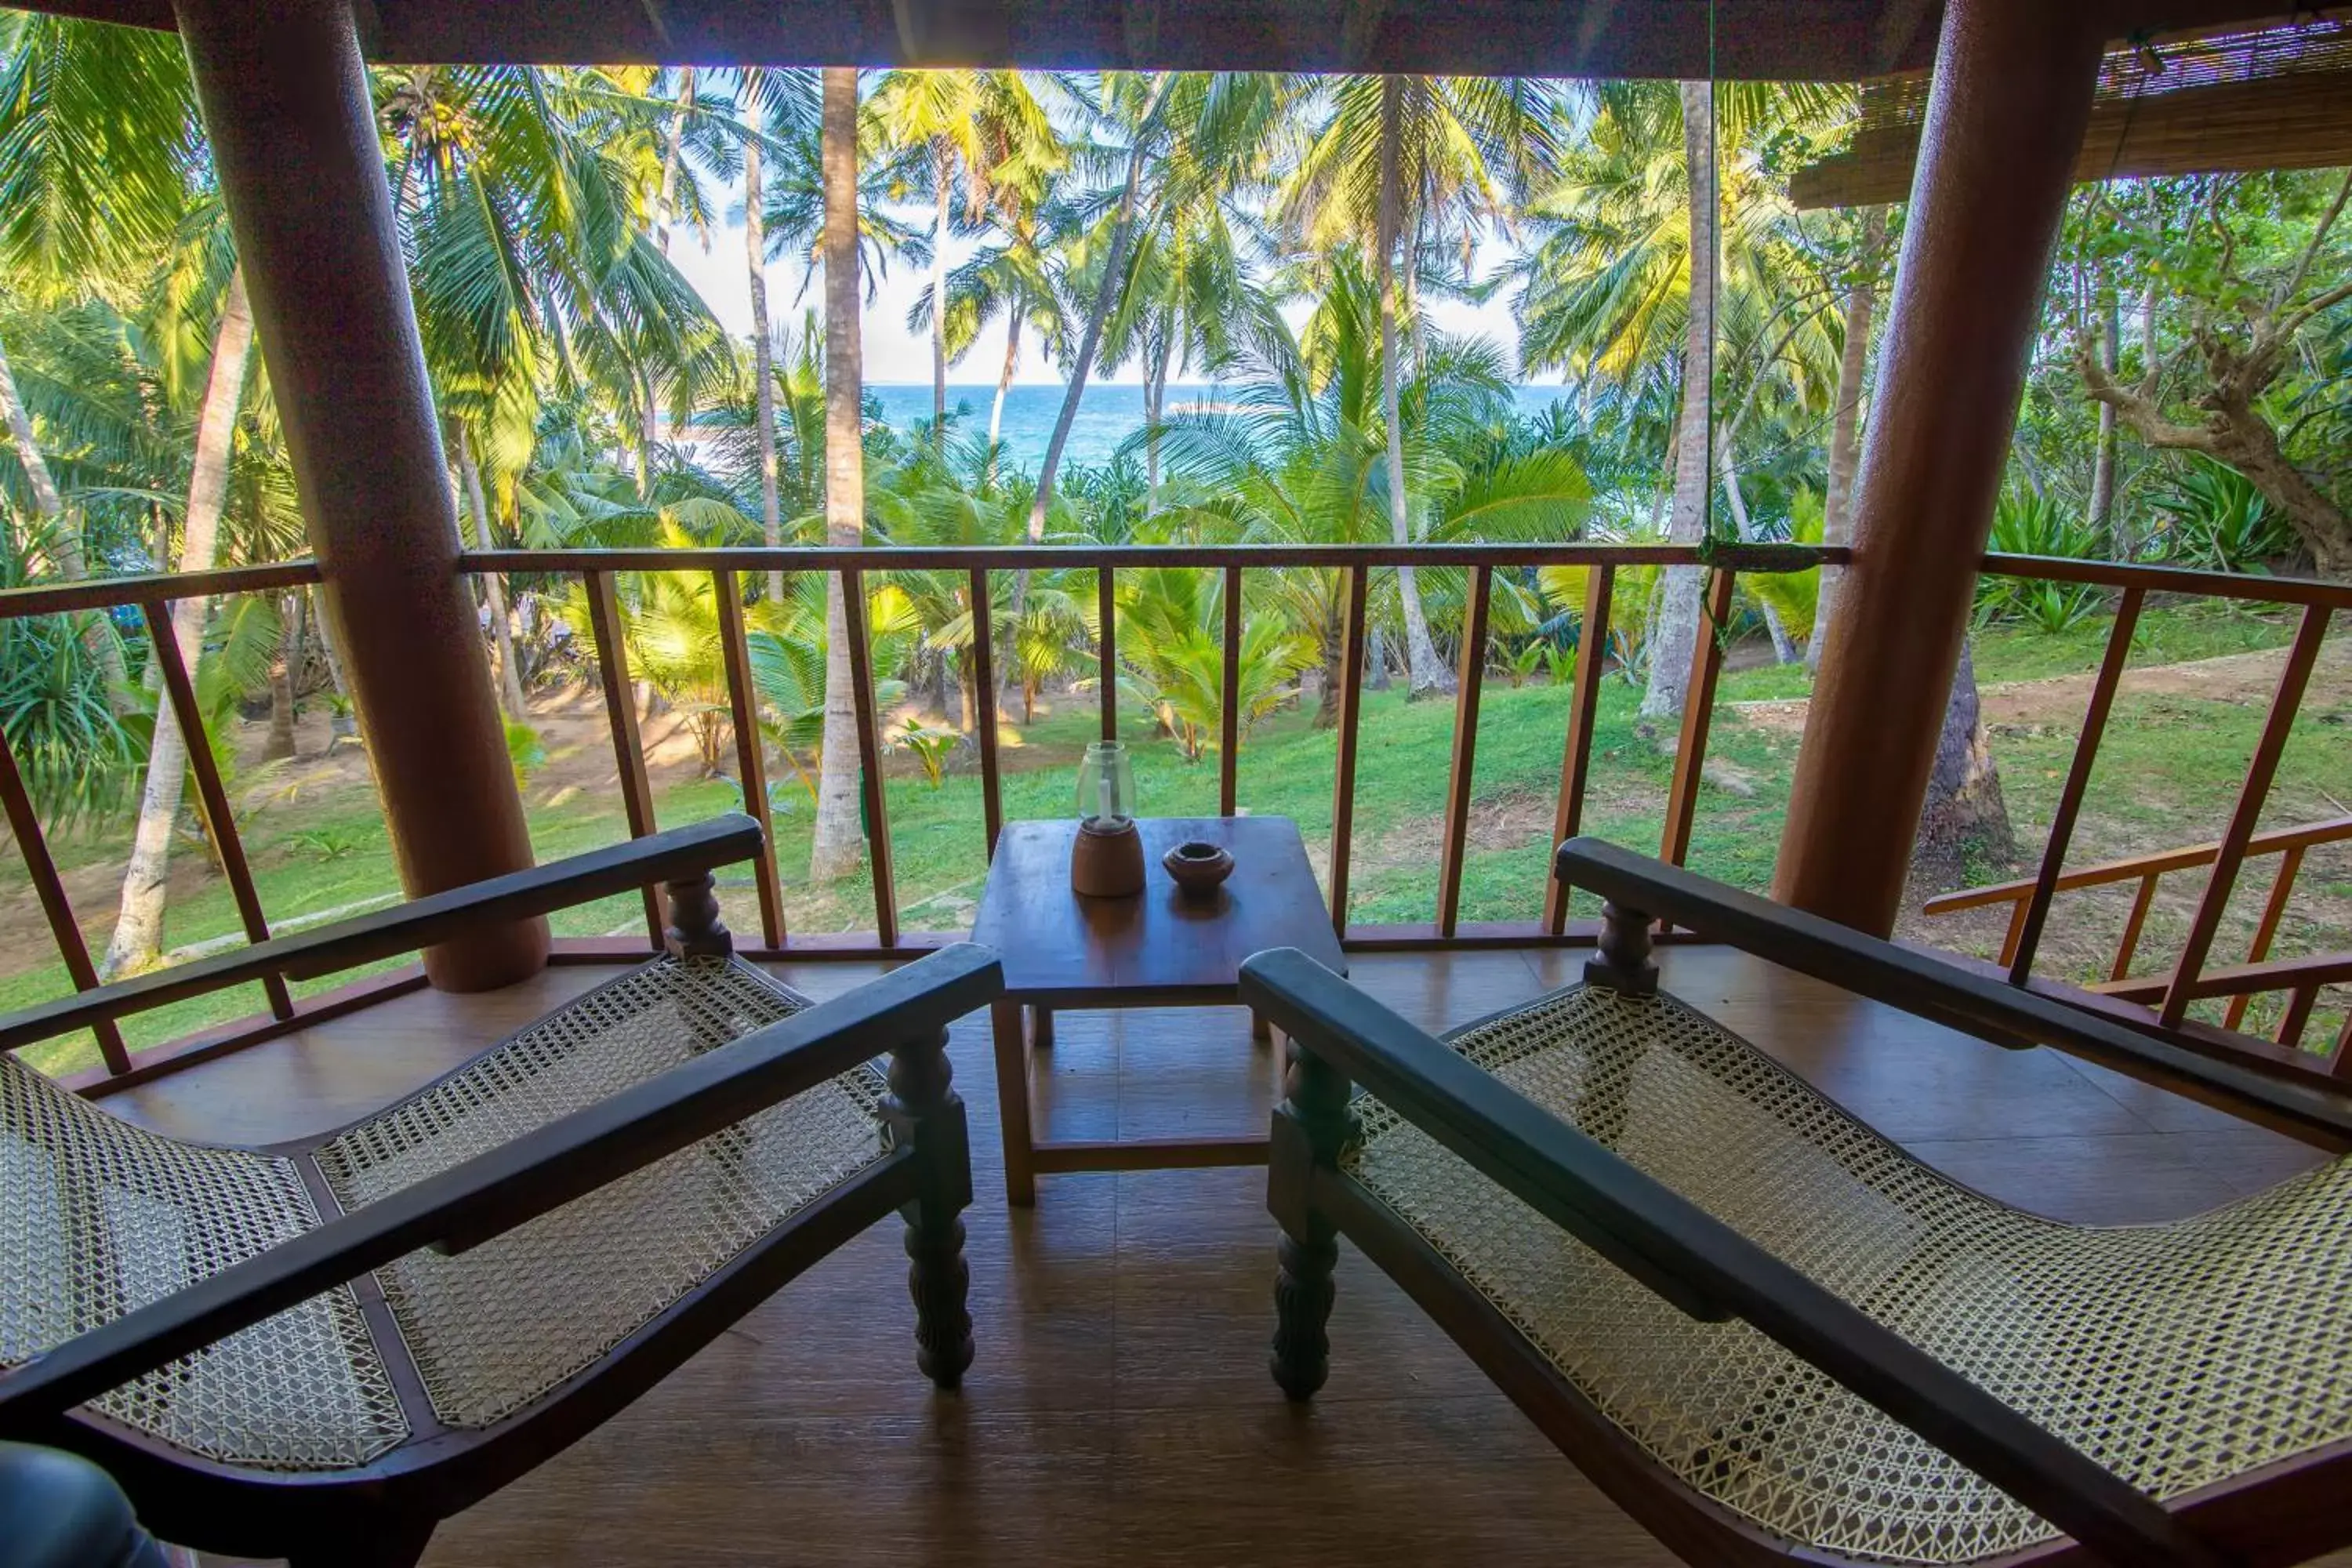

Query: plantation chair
left=1247, top=836, right=2352, bottom=1568
left=0, top=814, right=1003, bottom=1567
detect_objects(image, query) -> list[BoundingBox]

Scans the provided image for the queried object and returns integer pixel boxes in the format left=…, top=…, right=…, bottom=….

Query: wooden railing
left=460, top=542, right=1836, bottom=955
left=5, top=541, right=2343, bottom=1098
left=1947, top=555, right=2351, bottom=1065
left=0, top=561, right=324, bottom=1081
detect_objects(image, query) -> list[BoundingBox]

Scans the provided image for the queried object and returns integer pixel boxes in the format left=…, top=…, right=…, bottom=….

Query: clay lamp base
left=1071, top=815, right=1145, bottom=898
left=1162, top=839, right=1236, bottom=900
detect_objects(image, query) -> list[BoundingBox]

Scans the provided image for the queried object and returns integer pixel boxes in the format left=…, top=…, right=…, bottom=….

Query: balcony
left=89, top=939, right=2329, bottom=1567
left=5, top=537, right=2347, bottom=1563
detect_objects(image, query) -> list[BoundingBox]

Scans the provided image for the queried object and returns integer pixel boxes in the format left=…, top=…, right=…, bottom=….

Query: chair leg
left=1270, top=1221, right=1338, bottom=1400
left=887, top=1025, right=977, bottom=1388
left=906, top=1207, right=975, bottom=1388
left=1268, top=1037, right=1352, bottom=1402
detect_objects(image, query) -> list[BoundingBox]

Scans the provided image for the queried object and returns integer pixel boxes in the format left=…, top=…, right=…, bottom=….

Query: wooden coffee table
left=968, top=815, right=1347, bottom=1205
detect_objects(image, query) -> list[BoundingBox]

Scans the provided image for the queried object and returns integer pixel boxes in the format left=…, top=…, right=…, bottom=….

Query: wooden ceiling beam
left=1792, top=67, right=2352, bottom=207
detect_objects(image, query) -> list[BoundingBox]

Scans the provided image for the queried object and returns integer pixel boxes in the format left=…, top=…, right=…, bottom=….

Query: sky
left=666, top=209, right=1537, bottom=387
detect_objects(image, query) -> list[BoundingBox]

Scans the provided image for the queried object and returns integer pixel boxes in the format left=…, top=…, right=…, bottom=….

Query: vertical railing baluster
left=584, top=569, right=664, bottom=949
left=2113, top=873, right=2159, bottom=981
left=1219, top=564, right=1243, bottom=816
left=1658, top=568, right=1737, bottom=871
left=141, top=599, right=292, bottom=1022
left=1326, top=566, right=1370, bottom=942
left=712, top=569, right=786, bottom=949
left=2160, top=604, right=2331, bottom=1029
left=2227, top=843, right=2305, bottom=1031
left=1098, top=561, right=1117, bottom=742
left=1542, top=564, right=1613, bottom=935
left=0, top=724, right=129, bottom=1074
left=1997, top=898, right=2033, bottom=967
left=840, top=567, right=898, bottom=947
left=1436, top=565, right=1493, bottom=938
left=2277, top=985, right=2320, bottom=1051
left=2008, top=586, right=2142, bottom=985
left=967, top=568, right=1004, bottom=858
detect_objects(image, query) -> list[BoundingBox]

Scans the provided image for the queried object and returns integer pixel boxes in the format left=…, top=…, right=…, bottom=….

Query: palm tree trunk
left=985, top=310, right=1019, bottom=487
left=1377, top=77, right=1451, bottom=700
left=743, top=69, right=786, bottom=605
left=264, top=592, right=298, bottom=762
left=657, top=67, right=694, bottom=255
left=310, top=583, right=358, bottom=751
left=931, top=139, right=951, bottom=441
left=1640, top=80, right=1717, bottom=722
left=1912, top=640, right=2015, bottom=891
left=1809, top=205, right=1884, bottom=673
left=811, top=64, right=867, bottom=884
left=1027, top=71, right=1171, bottom=542
left=1144, top=341, right=1166, bottom=507
left=459, top=426, right=528, bottom=720
left=0, top=327, right=129, bottom=694
left=105, top=266, right=252, bottom=978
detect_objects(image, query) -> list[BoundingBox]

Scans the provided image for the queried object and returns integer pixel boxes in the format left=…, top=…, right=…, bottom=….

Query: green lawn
left=9, top=598, right=2343, bottom=1078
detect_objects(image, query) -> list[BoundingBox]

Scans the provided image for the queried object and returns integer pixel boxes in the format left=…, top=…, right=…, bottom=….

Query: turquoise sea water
left=867, top=382, right=1571, bottom=472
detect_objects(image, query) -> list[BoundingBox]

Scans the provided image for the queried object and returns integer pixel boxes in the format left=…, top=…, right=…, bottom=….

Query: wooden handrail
left=461, top=543, right=1845, bottom=573
left=0, top=560, right=321, bottom=622
left=2096, top=950, right=2352, bottom=1005
left=1976, top=553, right=2352, bottom=612
left=1923, top=815, right=2352, bottom=915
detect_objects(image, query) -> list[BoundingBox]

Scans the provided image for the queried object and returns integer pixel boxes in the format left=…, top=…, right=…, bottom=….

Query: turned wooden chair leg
left=886, top=1025, right=975, bottom=1388
left=1268, top=1036, right=1354, bottom=1401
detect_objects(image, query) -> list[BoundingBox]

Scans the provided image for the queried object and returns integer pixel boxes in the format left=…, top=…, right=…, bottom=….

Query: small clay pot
left=1162, top=839, right=1236, bottom=899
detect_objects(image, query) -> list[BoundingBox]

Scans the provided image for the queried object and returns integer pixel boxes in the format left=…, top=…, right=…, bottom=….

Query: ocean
left=866, top=382, right=1572, bottom=474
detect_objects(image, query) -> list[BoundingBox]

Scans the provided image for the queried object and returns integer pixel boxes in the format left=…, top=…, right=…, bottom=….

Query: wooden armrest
left=1555, top=837, right=2352, bottom=1147
left=1241, top=946, right=2223, bottom=1568
left=0, top=815, right=765, bottom=1054
left=0, top=942, right=1002, bottom=1431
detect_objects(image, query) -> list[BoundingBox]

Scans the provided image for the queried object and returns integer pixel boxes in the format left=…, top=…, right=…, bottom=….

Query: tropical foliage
left=0, top=24, right=2344, bottom=974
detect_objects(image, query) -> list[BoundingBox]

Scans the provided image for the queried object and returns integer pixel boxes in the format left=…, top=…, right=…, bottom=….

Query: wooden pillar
left=172, top=0, right=546, bottom=990
left=1773, top=0, right=2103, bottom=935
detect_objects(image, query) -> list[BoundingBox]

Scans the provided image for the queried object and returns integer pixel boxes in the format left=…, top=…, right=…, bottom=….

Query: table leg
left=1250, top=1007, right=1276, bottom=1045
left=992, top=999, right=1037, bottom=1207
left=1030, top=1004, right=1054, bottom=1050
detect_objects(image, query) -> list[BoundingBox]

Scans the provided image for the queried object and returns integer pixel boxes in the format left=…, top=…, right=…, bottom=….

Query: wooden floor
left=106, top=945, right=2336, bottom=1567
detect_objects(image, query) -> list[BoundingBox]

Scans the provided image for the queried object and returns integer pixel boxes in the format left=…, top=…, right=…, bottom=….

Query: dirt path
left=1730, top=637, right=2352, bottom=736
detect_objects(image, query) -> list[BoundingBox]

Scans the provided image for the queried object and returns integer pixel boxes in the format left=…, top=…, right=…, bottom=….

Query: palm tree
left=1278, top=73, right=1552, bottom=699
left=1515, top=78, right=1839, bottom=714
left=937, top=229, right=1065, bottom=478
left=870, top=68, right=1058, bottom=440
left=810, top=64, right=866, bottom=884
left=737, top=68, right=792, bottom=596
left=103, top=262, right=255, bottom=977
left=1029, top=70, right=1174, bottom=543
left=1156, top=256, right=1588, bottom=724
left=0, top=11, right=198, bottom=688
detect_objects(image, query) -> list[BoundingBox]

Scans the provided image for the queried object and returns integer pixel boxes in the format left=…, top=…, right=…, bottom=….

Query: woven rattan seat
left=1342, top=982, right=2352, bottom=1566
left=2, top=954, right=889, bottom=1467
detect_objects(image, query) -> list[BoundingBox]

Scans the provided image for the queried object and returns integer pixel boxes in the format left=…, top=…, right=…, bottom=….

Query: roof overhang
left=5, top=0, right=2310, bottom=78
